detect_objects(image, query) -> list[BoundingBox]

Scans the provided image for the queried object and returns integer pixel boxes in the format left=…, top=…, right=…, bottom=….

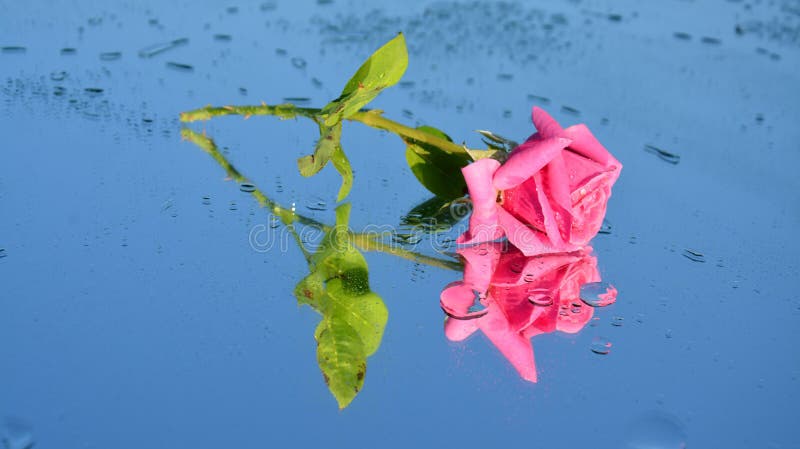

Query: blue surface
left=1, top=1, right=799, bottom=448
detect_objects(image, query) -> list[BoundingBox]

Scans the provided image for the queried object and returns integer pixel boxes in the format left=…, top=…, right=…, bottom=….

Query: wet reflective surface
left=2, top=1, right=799, bottom=448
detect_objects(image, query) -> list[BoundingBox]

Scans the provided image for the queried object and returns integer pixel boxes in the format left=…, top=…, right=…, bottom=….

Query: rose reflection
left=441, top=242, right=617, bottom=382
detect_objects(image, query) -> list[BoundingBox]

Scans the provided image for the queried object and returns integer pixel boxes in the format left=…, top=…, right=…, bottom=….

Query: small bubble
left=682, top=248, right=706, bottom=263
left=60, top=47, right=77, bottom=55
left=0, top=416, right=35, bottom=449
left=497, top=73, right=513, bottom=81
left=291, top=57, right=307, bottom=69
left=528, top=288, right=553, bottom=306
left=0, top=249, right=7, bottom=259
left=260, top=1, right=277, bottom=11
left=239, top=183, right=256, bottom=193
left=561, top=105, right=580, bottom=115
left=229, top=201, right=238, bottom=211
left=213, top=34, right=232, bottom=42
left=49, top=71, right=67, bottom=81
left=305, top=198, right=327, bottom=211
left=598, top=218, right=612, bottom=234
left=700, top=36, right=721, bottom=45
left=226, top=6, right=239, bottom=14
left=99, top=51, right=122, bottom=61
left=527, top=94, right=550, bottom=104
left=165, top=61, right=193, bottom=72
left=275, top=48, right=287, bottom=56
left=475, top=247, right=489, bottom=256
left=644, top=144, right=680, bottom=164
left=509, top=261, right=524, bottom=274
left=523, top=273, right=537, bottom=283
left=84, top=87, right=104, bottom=96
left=673, top=31, right=691, bottom=40
left=1, top=46, right=27, bottom=54
left=624, top=411, right=687, bottom=449
left=590, top=337, right=612, bottom=355
left=665, top=329, right=673, bottom=339
left=611, top=316, right=624, bottom=327
left=202, top=196, right=211, bottom=205
left=580, top=282, right=618, bottom=307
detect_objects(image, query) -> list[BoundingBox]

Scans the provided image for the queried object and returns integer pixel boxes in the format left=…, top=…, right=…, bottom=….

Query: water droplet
left=611, top=316, right=624, bottom=327
left=497, top=73, right=513, bottom=81
left=509, top=260, right=524, bottom=274
left=99, top=51, right=122, bottom=61
left=682, top=248, right=705, bottom=263
left=166, top=61, right=193, bottom=72
left=239, top=183, right=256, bottom=193
left=527, top=94, right=550, bottom=104
left=673, top=31, right=691, bottom=40
left=598, top=218, right=612, bottom=234
left=0, top=249, right=7, bottom=259
left=624, top=411, right=687, bottom=449
left=49, top=71, right=67, bottom=81
left=700, top=36, right=721, bottom=45
left=260, top=1, right=277, bottom=11
left=60, top=47, right=77, bottom=55
left=1, top=46, right=26, bottom=54
left=590, top=337, right=612, bottom=355
left=84, top=87, right=104, bottom=96
left=644, top=144, right=680, bottom=164
left=305, top=198, right=327, bottom=211
left=523, top=273, right=537, bottom=283
left=138, top=38, right=189, bottom=58
left=528, top=288, right=553, bottom=306
left=665, top=329, right=673, bottom=339
left=202, top=196, right=211, bottom=205
left=275, top=48, right=287, bottom=56
left=580, top=282, right=618, bottom=307
left=213, top=34, right=232, bottom=42
left=283, top=97, right=310, bottom=104
left=475, top=246, right=489, bottom=256
left=229, top=201, right=238, bottom=211
left=291, top=57, right=307, bottom=69
left=561, top=105, right=580, bottom=115
left=0, top=416, right=35, bottom=449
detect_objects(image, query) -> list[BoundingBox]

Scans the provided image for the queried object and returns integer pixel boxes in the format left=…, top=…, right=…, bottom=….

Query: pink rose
left=441, top=242, right=617, bottom=382
left=458, top=107, right=622, bottom=256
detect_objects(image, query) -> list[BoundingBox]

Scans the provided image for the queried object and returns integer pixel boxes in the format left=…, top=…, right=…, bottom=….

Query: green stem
left=179, top=103, right=474, bottom=157
left=181, top=128, right=462, bottom=271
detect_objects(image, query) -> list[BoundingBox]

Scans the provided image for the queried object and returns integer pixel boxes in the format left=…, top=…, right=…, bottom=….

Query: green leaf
left=297, top=121, right=342, bottom=177
left=404, top=126, right=472, bottom=199
left=401, top=195, right=466, bottom=232
left=320, top=33, right=408, bottom=126
left=292, top=203, right=388, bottom=408
left=316, top=317, right=366, bottom=409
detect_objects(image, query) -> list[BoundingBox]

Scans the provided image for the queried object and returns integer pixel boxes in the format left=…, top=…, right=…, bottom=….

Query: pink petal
left=479, top=303, right=538, bottom=382
left=444, top=316, right=480, bottom=342
left=493, top=137, right=572, bottom=191
left=564, top=124, right=622, bottom=171
left=533, top=172, right=566, bottom=248
left=531, top=106, right=564, bottom=139
left=502, top=177, right=545, bottom=232
left=543, top=153, right=574, bottom=242
left=459, top=242, right=503, bottom=292
left=496, top=207, right=575, bottom=256
left=457, top=159, right=503, bottom=245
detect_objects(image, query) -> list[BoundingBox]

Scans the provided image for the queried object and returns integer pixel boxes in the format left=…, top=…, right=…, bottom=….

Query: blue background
left=1, top=0, right=798, bottom=448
